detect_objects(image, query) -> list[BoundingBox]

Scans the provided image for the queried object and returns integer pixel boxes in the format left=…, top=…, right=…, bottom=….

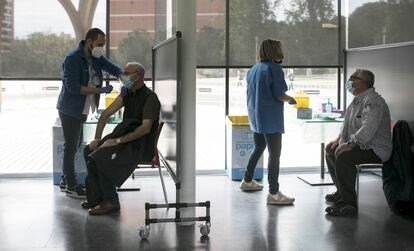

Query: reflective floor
left=0, top=174, right=413, bottom=251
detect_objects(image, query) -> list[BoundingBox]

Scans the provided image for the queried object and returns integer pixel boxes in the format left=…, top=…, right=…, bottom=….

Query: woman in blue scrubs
left=239, top=39, right=296, bottom=205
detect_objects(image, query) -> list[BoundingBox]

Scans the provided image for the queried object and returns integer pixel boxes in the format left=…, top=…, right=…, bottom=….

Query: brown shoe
left=88, top=201, right=120, bottom=216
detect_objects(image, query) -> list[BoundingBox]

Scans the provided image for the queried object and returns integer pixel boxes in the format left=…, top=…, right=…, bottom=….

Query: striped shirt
left=340, top=88, right=392, bottom=162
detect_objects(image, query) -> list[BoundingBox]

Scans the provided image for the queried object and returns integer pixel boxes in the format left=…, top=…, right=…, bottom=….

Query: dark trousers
left=244, top=132, right=282, bottom=195
left=326, top=145, right=382, bottom=206
left=59, top=111, right=85, bottom=187
left=84, top=146, right=119, bottom=206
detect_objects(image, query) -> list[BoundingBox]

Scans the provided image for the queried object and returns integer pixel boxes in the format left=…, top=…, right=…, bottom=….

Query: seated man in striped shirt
left=324, top=69, right=392, bottom=216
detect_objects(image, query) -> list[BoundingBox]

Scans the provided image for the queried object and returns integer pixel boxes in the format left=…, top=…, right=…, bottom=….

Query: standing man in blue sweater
left=57, top=28, right=122, bottom=198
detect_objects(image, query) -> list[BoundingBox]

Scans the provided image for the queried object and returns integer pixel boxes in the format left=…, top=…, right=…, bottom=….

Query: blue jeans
left=59, top=111, right=86, bottom=187
left=244, top=132, right=282, bottom=195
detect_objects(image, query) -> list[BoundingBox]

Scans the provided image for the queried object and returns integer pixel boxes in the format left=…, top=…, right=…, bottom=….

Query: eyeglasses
left=123, top=70, right=139, bottom=75
left=349, top=76, right=363, bottom=82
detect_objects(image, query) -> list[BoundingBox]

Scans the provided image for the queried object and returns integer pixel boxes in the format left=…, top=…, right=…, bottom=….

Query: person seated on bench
left=324, top=69, right=392, bottom=216
left=82, top=62, right=160, bottom=216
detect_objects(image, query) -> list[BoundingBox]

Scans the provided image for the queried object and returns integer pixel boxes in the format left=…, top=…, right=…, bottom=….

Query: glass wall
left=229, top=0, right=339, bottom=66
left=229, top=67, right=338, bottom=168
left=197, top=0, right=225, bottom=66
left=347, top=0, right=414, bottom=48
left=108, top=0, right=171, bottom=77
left=196, top=69, right=226, bottom=170
left=0, top=0, right=106, bottom=78
left=0, top=0, right=351, bottom=174
left=0, top=80, right=60, bottom=173
left=0, top=0, right=106, bottom=174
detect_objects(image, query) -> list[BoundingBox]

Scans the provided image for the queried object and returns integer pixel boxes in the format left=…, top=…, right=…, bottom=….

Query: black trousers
left=326, top=145, right=382, bottom=206
left=58, top=111, right=86, bottom=187
left=84, top=146, right=119, bottom=206
left=244, top=132, right=282, bottom=195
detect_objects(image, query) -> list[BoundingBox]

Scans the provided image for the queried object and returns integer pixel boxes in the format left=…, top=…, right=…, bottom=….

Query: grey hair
left=355, top=69, right=375, bottom=88
left=126, top=62, right=145, bottom=78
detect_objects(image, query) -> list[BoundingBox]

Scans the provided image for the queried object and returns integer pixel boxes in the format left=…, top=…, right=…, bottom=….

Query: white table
left=296, top=118, right=343, bottom=186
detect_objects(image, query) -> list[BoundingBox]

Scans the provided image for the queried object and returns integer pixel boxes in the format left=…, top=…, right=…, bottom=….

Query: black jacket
left=382, top=120, right=414, bottom=213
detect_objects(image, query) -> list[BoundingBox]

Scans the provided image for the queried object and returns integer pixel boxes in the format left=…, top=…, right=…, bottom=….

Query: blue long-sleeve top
left=246, top=60, right=288, bottom=134
left=56, top=40, right=122, bottom=119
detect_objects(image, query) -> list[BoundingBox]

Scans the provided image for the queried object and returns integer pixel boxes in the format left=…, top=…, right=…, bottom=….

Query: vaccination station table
left=296, top=118, right=343, bottom=186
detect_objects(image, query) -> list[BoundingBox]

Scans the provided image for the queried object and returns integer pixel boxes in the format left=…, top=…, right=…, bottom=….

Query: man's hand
left=325, top=137, right=340, bottom=150
left=97, top=85, right=113, bottom=94
left=335, top=143, right=352, bottom=155
left=99, top=138, right=118, bottom=148
left=89, top=139, right=101, bottom=151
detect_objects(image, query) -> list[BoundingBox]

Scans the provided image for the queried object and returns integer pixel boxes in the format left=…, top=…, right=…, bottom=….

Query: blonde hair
left=258, top=39, right=284, bottom=62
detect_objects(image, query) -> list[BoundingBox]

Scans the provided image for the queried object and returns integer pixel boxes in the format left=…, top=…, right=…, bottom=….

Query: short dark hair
left=85, top=28, right=105, bottom=41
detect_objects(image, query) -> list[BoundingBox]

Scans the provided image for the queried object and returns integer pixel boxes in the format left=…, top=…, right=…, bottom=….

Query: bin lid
left=226, top=115, right=249, bottom=126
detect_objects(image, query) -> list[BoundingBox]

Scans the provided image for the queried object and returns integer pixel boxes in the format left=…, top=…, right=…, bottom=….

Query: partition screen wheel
left=199, top=222, right=211, bottom=236
left=139, top=226, right=150, bottom=239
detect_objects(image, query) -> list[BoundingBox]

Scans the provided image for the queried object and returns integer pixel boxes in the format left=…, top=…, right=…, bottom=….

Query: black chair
left=117, top=121, right=168, bottom=204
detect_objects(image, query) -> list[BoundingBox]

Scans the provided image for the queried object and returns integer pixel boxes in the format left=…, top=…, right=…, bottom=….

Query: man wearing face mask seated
left=82, top=62, right=161, bottom=215
left=324, top=69, right=392, bottom=216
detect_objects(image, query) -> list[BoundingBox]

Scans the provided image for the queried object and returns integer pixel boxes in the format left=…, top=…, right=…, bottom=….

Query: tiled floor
left=0, top=174, right=413, bottom=251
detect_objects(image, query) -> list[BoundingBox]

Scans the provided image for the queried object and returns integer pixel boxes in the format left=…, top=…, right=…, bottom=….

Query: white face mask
left=345, top=80, right=355, bottom=94
left=91, top=46, right=104, bottom=58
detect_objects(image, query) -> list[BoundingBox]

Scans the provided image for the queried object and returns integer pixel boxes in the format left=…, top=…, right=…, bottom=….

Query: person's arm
left=278, top=93, right=296, bottom=104
left=89, top=95, right=123, bottom=150
left=269, top=65, right=293, bottom=103
left=62, top=56, right=84, bottom=95
left=63, top=56, right=112, bottom=95
left=349, top=99, right=384, bottom=148
left=117, top=119, right=154, bottom=143
left=98, top=56, right=122, bottom=79
left=100, top=94, right=160, bottom=148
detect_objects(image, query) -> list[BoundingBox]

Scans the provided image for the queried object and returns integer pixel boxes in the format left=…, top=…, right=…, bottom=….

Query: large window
left=0, top=0, right=106, bottom=78
left=108, top=0, right=177, bottom=77
left=347, top=0, right=414, bottom=48
left=0, top=0, right=350, bottom=174
left=197, top=0, right=225, bottom=66
left=196, top=69, right=226, bottom=170
left=229, top=0, right=339, bottom=66
left=229, top=68, right=338, bottom=168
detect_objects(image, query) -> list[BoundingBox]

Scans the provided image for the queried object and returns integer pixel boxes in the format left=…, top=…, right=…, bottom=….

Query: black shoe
left=325, top=191, right=340, bottom=203
left=66, top=185, right=86, bottom=199
left=325, top=202, right=357, bottom=216
left=59, top=177, right=66, bottom=192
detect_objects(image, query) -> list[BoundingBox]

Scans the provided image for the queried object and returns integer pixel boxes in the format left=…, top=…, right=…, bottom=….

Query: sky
left=14, top=0, right=106, bottom=38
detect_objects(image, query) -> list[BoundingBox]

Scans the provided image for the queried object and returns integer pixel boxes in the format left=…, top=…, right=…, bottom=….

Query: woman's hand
left=288, top=97, right=297, bottom=105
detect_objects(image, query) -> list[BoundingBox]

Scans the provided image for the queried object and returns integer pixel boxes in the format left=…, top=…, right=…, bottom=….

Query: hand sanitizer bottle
left=325, top=98, right=332, bottom=113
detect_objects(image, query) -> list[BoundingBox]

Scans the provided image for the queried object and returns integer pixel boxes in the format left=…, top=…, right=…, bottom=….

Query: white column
left=176, top=0, right=196, bottom=224
left=166, top=0, right=173, bottom=38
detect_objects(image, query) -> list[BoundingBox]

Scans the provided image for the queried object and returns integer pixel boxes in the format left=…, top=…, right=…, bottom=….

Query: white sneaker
left=267, top=191, right=295, bottom=205
left=239, top=179, right=263, bottom=191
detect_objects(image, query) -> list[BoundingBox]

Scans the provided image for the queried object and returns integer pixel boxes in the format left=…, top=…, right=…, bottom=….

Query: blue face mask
left=120, top=75, right=134, bottom=89
left=345, top=80, right=354, bottom=94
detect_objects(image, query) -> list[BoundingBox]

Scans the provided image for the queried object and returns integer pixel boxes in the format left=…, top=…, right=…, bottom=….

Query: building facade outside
left=0, top=0, right=13, bottom=53
left=109, top=0, right=224, bottom=51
